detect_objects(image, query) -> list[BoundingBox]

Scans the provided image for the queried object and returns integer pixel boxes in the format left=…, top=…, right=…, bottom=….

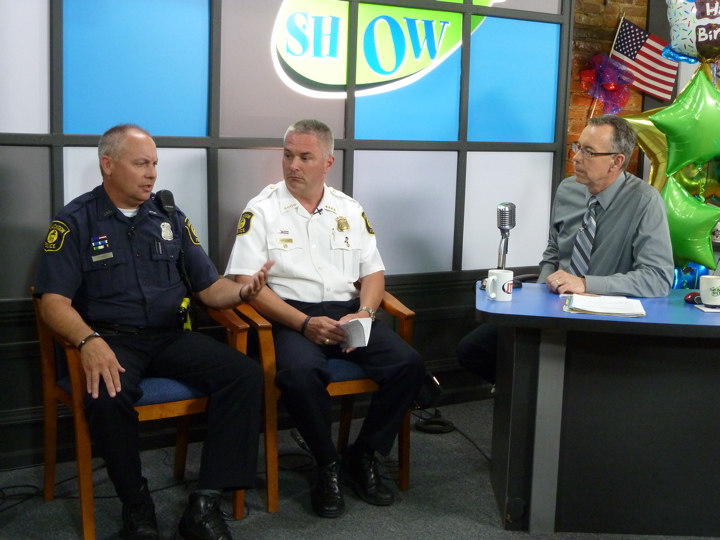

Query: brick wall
left=567, top=0, right=649, bottom=176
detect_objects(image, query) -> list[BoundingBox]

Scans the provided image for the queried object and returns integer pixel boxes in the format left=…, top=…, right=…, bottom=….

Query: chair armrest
left=233, top=304, right=279, bottom=387
left=204, top=306, right=250, bottom=354
left=380, top=291, right=415, bottom=320
left=32, top=294, right=87, bottom=399
left=235, top=304, right=273, bottom=330
left=379, top=292, right=414, bottom=346
left=205, top=306, right=249, bottom=334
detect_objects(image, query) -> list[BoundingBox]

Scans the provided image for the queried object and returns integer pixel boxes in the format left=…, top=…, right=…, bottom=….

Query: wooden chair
left=33, top=293, right=249, bottom=540
left=234, top=291, right=414, bottom=513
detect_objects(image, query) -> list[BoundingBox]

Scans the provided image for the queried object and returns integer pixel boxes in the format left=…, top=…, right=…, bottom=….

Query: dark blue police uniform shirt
left=34, top=185, right=219, bottom=328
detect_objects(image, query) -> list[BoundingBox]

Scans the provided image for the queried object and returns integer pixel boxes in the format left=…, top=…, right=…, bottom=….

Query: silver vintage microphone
left=497, top=202, right=516, bottom=269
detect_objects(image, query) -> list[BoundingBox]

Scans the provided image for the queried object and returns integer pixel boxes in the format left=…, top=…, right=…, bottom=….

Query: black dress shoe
left=177, top=492, right=233, bottom=540
left=311, top=460, right=345, bottom=518
left=121, top=483, right=159, bottom=540
left=342, top=447, right=394, bottom=506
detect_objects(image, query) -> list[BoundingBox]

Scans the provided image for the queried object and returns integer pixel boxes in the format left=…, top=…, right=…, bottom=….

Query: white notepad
left=339, top=318, right=373, bottom=348
left=563, top=294, right=646, bottom=317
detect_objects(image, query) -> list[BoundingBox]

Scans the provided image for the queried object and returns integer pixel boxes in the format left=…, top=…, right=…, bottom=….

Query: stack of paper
left=563, top=294, right=646, bottom=317
left=339, top=318, right=373, bottom=348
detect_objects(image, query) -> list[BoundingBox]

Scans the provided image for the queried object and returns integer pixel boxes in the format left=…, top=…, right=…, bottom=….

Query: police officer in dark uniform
left=34, top=124, right=274, bottom=540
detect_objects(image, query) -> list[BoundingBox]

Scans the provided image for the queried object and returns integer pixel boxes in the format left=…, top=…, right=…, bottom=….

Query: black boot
left=121, top=481, right=158, bottom=540
left=177, top=492, right=233, bottom=540
left=342, top=445, right=394, bottom=506
left=311, top=460, right=345, bottom=518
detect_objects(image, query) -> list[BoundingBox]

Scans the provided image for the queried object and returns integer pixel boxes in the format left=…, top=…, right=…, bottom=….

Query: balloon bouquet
left=624, top=0, right=720, bottom=288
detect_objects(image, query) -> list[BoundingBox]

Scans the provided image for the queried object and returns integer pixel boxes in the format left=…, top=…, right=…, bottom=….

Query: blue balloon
left=672, top=262, right=710, bottom=289
left=662, top=46, right=698, bottom=64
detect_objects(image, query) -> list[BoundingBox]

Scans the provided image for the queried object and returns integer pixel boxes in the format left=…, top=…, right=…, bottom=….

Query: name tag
left=92, top=252, right=114, bottom=262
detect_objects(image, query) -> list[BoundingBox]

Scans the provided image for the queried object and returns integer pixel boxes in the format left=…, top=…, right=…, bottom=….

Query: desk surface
left=476, top=282, right=720, bottom=338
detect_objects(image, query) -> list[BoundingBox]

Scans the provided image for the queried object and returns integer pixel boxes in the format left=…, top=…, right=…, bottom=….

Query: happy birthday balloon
left=665, top=0, right=720, bottom=63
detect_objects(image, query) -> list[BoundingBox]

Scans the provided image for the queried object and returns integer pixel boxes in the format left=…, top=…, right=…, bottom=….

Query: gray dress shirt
left=537, top=172, right=674, bottom=297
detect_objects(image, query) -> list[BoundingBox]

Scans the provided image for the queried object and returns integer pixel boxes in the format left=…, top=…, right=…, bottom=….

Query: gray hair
left=284, top=119, right=334, bottom=159
left=588, top=115, right=637, bottom=170
left=98, top=124, right=150, bottom=162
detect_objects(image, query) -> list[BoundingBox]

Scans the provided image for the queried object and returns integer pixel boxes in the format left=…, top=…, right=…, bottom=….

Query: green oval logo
left=272, top=0, right=496, bottom=97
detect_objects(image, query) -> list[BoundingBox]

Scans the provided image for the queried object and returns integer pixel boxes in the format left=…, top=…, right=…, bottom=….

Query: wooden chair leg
left=174, top=416, right=191, bottom=480
left=232, top=490, right=245, bottom=519
left=264, top=390, right=279, bottom=513
left=337, top=395, right=354, bottom=454
left=73, top=411, right=97, bottom=540
left=398, top=409, right=411, bottom=491
left=43, top=397, right=58, bottom=502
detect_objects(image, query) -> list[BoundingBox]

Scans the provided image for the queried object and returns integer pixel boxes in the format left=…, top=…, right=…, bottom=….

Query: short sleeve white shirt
left=225, top=181, right=385, bottom=303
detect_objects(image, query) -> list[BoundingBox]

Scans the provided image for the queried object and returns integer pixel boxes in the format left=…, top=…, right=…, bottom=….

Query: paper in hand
left=339, top=318, right=372, bottom=348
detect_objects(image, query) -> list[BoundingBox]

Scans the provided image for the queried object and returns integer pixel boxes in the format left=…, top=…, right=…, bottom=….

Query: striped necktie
left=569, top=196, right=598, bottom=277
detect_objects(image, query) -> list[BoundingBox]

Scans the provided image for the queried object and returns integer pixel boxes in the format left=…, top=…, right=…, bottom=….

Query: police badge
left=161, top=222, right=174, bottom=241
left=336, top=216, right=350, bottom=232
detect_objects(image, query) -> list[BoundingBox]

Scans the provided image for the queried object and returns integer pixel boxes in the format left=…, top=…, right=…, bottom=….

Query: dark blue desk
left=477, top=283, right=720, bottom=536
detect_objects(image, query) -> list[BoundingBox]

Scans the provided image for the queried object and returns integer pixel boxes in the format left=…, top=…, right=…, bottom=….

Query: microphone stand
left=497, top=231, right=509, bottom=270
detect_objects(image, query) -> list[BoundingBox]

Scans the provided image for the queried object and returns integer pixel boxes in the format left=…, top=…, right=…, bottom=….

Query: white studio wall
left=0, top=0, right=49, bottom=134
left=462, top=152, right=554, bottom=270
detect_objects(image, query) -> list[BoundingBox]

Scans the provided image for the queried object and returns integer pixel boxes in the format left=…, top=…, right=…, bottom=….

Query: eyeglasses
left=571, top=142, right=618, bottom=159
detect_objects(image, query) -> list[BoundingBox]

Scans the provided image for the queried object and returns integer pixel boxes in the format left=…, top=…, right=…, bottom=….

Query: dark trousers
left=83, top=329, right=262, bottom=504
left=273, top=300, right=425, bottom=466
left=456, top=323, right=499, bottom=384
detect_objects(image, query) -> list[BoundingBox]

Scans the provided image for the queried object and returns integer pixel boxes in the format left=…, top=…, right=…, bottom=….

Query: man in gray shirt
left=458, top=114, right=674, bottom=382
left=540, top=114, right=674, bottom=296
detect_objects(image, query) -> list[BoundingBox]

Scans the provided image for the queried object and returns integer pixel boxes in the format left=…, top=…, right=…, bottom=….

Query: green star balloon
left=650, top=67, right=720, bottom=175
left=661, top=176, right=720, bottom=269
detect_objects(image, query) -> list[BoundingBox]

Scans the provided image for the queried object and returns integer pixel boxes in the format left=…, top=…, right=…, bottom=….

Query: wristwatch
left=77, top=331, right=101, bottom=351
left=357, top=306, right=376, bottom=321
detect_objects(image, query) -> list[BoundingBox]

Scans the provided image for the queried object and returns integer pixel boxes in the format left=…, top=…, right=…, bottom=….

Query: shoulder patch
left=44, top=220, right=70, bottom=252
left=184, top=217, right=201, bottom=245
left=237, top=211, right=254, bottom=235
left=362, top=212, right=375, bottom=235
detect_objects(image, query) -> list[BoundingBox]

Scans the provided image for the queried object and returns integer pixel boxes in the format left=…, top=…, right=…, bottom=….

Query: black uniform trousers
left=273, top=299, right=425, bottom=466
left=456, top=323, right=499, bottom=384
left=83, top=329, right=262, bottom=504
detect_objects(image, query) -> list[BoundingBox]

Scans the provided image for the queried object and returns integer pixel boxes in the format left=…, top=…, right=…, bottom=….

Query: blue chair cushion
left=327, top=358, right=370, bottom=383
left=57, top=376, right=205, bottom=405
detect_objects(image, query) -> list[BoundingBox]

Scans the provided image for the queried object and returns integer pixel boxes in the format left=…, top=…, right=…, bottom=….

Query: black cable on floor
left=0, top=484, right=40, bottom=514
left=413, top=407, right=455, bottom=434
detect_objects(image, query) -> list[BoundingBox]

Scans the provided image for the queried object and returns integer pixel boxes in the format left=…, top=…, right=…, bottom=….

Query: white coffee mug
left=700, top=275, right=720, bottom=306
left=486, top=269, right=514, bottom=301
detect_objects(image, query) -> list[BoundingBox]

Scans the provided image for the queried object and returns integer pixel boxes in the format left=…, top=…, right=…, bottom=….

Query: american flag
left=610, top=18, right=678, bottom=101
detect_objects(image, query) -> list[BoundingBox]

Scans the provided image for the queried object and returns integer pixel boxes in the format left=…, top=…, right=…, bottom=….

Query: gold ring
left=324, top=338, right=331, bottom=345
left=554, top=279, right=560, bottom=284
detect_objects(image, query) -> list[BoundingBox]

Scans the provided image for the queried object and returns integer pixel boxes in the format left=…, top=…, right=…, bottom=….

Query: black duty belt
left=90, top=322, right=177, bottom=335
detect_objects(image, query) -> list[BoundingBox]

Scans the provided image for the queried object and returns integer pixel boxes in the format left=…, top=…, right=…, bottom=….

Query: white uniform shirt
left=225, top=181, right=385, bottom=303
